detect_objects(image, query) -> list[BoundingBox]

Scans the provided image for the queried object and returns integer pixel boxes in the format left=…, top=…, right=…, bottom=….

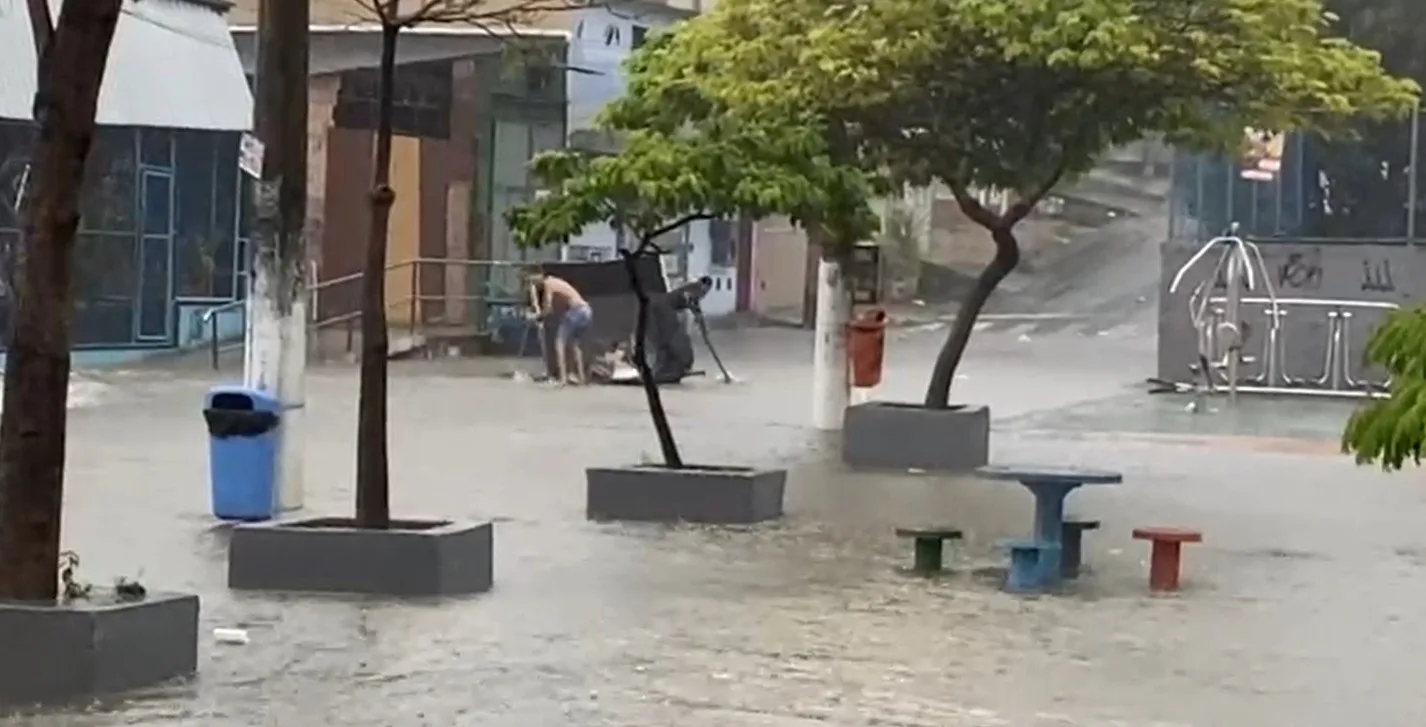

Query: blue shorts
left=558, top=304, right=592, bottom=341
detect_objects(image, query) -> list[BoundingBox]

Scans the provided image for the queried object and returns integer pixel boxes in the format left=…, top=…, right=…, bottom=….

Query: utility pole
left=246, top=0, right=309, bottom=511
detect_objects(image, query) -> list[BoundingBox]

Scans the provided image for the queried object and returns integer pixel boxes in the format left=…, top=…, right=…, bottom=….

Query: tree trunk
left=247, top=0, right=310, bottom=512
left=355, top=22, right=399, bottom=529
left=799, top=237, right=819, bottom=329
left=621, top=245, right=682, bottom=468
left=810, top=242, right=851, bottom=430
left=0, top=0, right=122, bottom=601
left=922, top=226, right=1020, bottom=408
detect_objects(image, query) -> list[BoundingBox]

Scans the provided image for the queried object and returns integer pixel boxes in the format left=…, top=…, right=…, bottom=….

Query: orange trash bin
left=847, top=308, right=888, bottom=388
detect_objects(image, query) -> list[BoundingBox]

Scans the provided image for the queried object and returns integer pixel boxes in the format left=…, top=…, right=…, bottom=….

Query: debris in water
left=214, top=628, right=249, bottom=645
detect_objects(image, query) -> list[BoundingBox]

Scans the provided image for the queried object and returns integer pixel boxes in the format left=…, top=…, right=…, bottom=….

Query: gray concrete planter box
left=228, top=517, right=493, bottom=597
left=0, top=592, right=198, bottom=707
left=842, top=401, right=990, bottom=471
left=586, top=465, right=786, bottom=524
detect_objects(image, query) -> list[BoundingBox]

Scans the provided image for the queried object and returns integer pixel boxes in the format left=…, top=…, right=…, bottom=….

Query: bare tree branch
left=349, top=0, right=601, bottom=29
left=25, top=0, right=53, bottom=58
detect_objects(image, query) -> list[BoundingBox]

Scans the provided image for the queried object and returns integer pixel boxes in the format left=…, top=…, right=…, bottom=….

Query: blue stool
left=1060, top=519, right=1101, bottom=579
left=1001, top=539, right=1062, bottom=593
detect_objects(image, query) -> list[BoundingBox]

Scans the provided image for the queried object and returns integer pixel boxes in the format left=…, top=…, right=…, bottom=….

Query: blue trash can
left=204, top=385, right=281, bottom=521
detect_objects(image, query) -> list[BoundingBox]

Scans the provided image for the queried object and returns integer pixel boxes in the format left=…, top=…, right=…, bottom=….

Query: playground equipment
left=1165, top=224, right=1393, bottom=408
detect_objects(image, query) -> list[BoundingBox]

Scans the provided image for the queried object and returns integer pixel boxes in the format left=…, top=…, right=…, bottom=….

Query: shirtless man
left=527, top=269, right=593, bottom=384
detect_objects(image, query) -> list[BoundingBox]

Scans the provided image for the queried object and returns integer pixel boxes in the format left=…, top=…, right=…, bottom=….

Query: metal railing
left=204, top=258, right=536, bottom=370
left=201, top=299, right=248, bottom=370
left=1198, top=296, right=1397, bottom=398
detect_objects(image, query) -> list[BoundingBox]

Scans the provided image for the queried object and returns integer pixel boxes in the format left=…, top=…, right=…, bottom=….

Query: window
left=79, top=128, right=138, bottom=233
left=72, top=232, right=138, bottom=345
left=334, top=62, right=452, bottom=139
left=709, top=217, right=735, bottom=267
left=631, top=25, right=649, bottom=49
left=173, top=131, right=239, bottom=299
left=140, top=128, right=173, bottom=169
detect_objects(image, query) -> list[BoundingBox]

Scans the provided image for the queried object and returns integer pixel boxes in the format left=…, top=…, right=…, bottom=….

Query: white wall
left=563, top=3, right=735, bottom=316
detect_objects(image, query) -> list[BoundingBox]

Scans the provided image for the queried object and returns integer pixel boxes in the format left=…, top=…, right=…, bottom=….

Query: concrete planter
left=842, top=401, right=990, bottom=471
left=0, top=592, right=198, bottom=707
left=586, top=465, right=787, bottom=524
left=228, top=517, right=493, bottom=596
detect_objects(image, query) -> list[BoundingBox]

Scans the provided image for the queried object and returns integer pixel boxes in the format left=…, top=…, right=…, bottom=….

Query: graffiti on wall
left=1175, top=242, right=1416, bottom=303
left=1276, top=247, right=1323, bottom=291
left=1361, top=257, right=1396, bottom=293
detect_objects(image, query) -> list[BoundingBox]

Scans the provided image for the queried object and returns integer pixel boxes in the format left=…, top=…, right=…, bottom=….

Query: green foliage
left=1343, top=307, right=1426, bottom=470
left=507, top=34, right=879, bottom=249
left=630, top=0, right=1419, bottom=223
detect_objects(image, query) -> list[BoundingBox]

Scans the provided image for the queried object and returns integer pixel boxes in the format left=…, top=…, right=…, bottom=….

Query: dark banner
left=536, top=257, right=667, bottom=375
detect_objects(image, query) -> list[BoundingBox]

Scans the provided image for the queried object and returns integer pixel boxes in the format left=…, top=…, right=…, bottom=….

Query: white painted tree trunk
left=275, top=292, right=306, bottom=511
left=243, top=265, right=281, bottom=393
left=810, top=256, right=850, bottom=430
left=242, top=251, right=305, bottom=512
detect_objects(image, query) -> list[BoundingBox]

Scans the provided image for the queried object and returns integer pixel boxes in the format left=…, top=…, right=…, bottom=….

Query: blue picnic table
left=975, top=464, right=1122, bottom=590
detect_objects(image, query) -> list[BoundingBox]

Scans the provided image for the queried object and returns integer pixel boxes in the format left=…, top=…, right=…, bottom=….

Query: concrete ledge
left=586, top=465, right=786, bottom=524
left=228, top=517, right=493, bottom=596
left=0, top=592, right=198, bottom=707
left=842, top=401, right=990, bottom=471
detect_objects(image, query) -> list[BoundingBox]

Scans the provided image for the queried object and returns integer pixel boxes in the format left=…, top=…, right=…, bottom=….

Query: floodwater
left=5, top=324, right=1424, bottom=726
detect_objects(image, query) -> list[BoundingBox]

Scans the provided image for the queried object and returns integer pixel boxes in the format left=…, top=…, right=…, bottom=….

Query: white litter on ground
left=213, top=627, right=249, bottom=645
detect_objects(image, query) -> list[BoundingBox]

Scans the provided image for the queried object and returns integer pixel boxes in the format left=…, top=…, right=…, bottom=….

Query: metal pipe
left=1250, top=305, right=1285, bottom=386
left=1409, top=104, right=1420, bottom=243
left=1339, top=310, right=1362, bottom=388
left=1229, top=385, right=1389, bottom=399
left=1323, top=312, right=1334, bottom=390
left=409, top=261, right=418, bottom=336
left=1224, top=248, right=1243, bottom=403
left=1208, top=295, right=1399, bottom=310
left=1311, top=310, right=1338, bottom=387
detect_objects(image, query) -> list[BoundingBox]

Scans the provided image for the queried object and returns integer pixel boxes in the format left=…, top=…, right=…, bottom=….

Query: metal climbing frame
left=1169, top=225, right=1395, bottom=404
left=1169, top=225, right=1279, bottom=405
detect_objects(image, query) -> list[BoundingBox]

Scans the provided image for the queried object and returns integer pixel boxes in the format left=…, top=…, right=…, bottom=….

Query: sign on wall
left=1240, top=127, right=1285, bottom=182
left=238, top=132, right=264, bottom=179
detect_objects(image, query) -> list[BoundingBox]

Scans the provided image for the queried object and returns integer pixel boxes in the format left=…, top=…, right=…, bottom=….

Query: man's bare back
left=527, top=271, right=593, bottom=384
left=538, top=275, right=587, bottom=311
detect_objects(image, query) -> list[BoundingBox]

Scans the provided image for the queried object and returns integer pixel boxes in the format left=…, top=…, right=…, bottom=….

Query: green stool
left=896, top=527, right=964, bottom=574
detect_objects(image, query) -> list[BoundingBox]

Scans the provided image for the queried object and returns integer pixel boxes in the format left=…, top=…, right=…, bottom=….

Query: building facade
left=229, top=23, right=569, bottom=339
left=562, top=1, right=740, bottom=316
left=0, top=0, right=253, bottom=366
left=227, top=0, right=742, bottom=329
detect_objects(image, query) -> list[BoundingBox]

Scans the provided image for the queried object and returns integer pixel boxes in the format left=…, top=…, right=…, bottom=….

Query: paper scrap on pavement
left=609, top=362, right=640, bottom=383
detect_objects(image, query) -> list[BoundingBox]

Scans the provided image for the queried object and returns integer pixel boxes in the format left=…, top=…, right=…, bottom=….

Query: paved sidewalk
left=4, top=325, right=1422, bottom=726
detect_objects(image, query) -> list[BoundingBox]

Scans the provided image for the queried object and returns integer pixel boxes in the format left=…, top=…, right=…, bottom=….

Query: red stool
left=1132, top=527, right=1202, bottom=593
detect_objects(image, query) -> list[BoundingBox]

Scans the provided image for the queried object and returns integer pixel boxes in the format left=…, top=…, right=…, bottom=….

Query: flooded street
left=7, top=322, right=1424, bottom=726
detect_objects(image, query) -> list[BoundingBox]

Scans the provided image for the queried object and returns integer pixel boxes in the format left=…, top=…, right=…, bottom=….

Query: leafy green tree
left=508, top=53, right=876, bottom=465
left=1343, top=309, right=1426, bottom=469
left=622, top=0, right=1417, bottom=409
